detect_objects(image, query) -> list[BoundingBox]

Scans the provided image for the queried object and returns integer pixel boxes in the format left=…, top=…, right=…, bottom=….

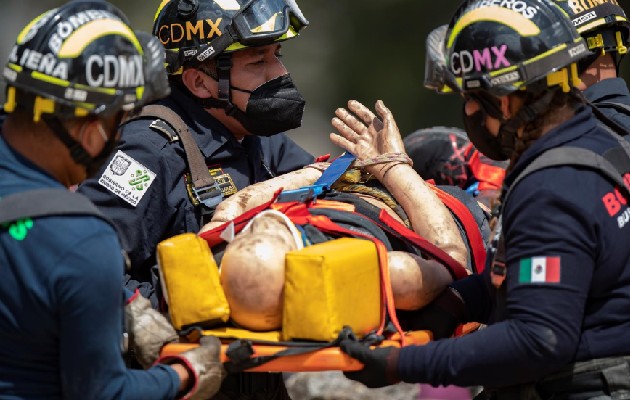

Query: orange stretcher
left=159, top=323, right=480, bottom=372
left=160, top=330, right=432, bottom=372
left=157, top=181, right=483, bottom=373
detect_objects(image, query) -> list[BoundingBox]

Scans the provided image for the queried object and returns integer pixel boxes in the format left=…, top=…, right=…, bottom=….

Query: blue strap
left=313, top=152, right=356, bottom=187
left=465, top=181, right=480, bottom=196
left=277, top=152, right=356, bottom=203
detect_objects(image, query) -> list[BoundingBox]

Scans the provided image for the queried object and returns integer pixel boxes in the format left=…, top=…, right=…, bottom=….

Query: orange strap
left=428, top=185, right=487, bottom=274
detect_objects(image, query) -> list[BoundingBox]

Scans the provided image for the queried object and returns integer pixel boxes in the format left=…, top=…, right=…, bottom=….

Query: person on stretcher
left=199, top=100, right=480, bottom=333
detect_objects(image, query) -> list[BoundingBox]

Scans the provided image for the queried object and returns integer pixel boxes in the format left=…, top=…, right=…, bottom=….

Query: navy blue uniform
left=395, top=106, right=630, bottom=388
left=78, top=86, right=313, bottom=300
left=0, top=130, right=180, bottom=399
left=584, top=77, right=630, bottom=131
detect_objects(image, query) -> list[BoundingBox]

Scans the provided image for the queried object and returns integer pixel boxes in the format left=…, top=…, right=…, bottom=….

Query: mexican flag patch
left=519, top=256, right=561, bottom=284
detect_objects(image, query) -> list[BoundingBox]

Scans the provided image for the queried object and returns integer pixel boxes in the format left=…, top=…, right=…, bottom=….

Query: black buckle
left=226, top=339, right=255, bottom=365
left=193, top=183, right=223, bottom=208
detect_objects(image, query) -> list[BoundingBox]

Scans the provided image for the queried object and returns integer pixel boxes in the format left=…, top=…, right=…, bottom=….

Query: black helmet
left=443, top=0, right=591, bottom=96
left=3, top=0, right=170, bottom=122
left=552, top=0, right=629, bottom=56
left=404, top=126, right=507, bottom=190
left=153, top=0, right=309, bottom=74
left=404, top=127, right=472, bottom=187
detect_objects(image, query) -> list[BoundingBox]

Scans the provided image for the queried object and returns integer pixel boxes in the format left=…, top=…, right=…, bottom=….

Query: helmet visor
left=424, top=25, right=460, bottom=94
left=233, top=0, right=308, bottom=46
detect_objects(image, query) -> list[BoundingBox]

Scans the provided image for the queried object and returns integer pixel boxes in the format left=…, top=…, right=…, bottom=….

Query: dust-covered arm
left=330, top=100, right=468, bottom=267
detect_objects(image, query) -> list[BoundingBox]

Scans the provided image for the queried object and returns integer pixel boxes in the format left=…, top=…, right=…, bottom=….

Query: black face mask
left=462, top=105, right=510, bottom=161
left=229, top=74, right=306, bottom=137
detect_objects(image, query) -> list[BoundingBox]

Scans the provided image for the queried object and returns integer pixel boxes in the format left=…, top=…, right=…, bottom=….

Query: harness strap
left=507, top=147, right=630, bottom=201
left=429, top=185, right=488, bottom=274
left=277, top=152, right=356, bottom=203
left=0, top=189, right=110, bottom=225
left=199, top=189, right=284, bottom=247
left=129, top=105, right=223, bottom=208
left=0, top=189, right=128, bottom=260
left=377, top=210, right=469, bottom=280
left=597, top=101, right=630, bottom=118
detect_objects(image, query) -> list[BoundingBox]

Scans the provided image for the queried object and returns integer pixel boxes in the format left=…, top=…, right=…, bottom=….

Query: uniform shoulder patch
left=149, top=119, right=180, bottom=142
left=518, top=256, right=561, bottom=284
left=98, top=150, right=157, bottom=207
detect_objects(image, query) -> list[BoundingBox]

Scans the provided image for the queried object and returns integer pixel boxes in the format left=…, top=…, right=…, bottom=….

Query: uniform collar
left=583, top=78, right=630, bottom=104
left=505, top=105, right=597, bottom=187
left=161, top=86, right=243, bottom=158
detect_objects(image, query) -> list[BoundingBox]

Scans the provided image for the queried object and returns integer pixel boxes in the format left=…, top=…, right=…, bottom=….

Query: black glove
left=397, top=287, right=467, bottom=340
left=339, top=340, right=401, bottom=388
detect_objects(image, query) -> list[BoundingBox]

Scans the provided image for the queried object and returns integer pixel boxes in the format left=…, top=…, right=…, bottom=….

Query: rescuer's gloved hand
left=398, top=287, right=467, bottom=340
left=339, top=341, right=401, bottom=388
left=158, top=336, right=227, bottom=400
left=125, top=290, right=178, bottom=368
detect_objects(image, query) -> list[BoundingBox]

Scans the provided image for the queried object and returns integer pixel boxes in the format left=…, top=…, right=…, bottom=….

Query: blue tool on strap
left=276, top=152, right=357, bottom=203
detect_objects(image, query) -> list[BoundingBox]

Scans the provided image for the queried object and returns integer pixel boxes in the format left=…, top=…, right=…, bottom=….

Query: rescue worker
left=77, top=0, right=313, bottom=398
left=333, top=0, right=630, bottom=398
left=77, top=0, right=315, bottom=306
left=0, top=1, right=226, bottom=399
left=551, top=0, right=630, bottom=130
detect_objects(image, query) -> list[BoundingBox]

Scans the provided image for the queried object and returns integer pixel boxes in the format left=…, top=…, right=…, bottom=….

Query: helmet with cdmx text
left=3, top=0, right=170, bottom=122
left=153, top=0, right=309, bottom=75
left=444, top=0, right=591, bottom=97
left=551, top=0, right=629, bottom=57
left=432, top=0, right=593, bottom=162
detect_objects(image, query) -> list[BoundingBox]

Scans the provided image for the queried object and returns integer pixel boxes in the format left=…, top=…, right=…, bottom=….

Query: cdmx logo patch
left=129, top=170, right=152, bottom=191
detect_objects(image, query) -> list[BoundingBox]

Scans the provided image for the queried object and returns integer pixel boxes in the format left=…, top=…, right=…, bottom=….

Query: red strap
left=468, top=149, right=505, bottom=191
left=429, top=186, right=487, bottom=274
left=378, top=210, right=469, bottom=280
left=199, top=189, right=284, bottom=247
left=126, top=289, right=140, bottom=305
left=314, top=154, right=331, bottom=162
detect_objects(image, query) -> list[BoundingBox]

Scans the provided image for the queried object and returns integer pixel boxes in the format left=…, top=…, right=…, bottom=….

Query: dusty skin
left=202, top=100, right=468, bottom=331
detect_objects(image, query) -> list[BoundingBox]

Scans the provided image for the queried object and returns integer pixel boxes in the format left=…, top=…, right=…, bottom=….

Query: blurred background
left=2, top=0, right=629, bottom=157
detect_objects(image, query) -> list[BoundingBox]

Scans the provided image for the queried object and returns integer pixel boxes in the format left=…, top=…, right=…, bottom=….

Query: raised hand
left=330, top=100, right=406, bottom=163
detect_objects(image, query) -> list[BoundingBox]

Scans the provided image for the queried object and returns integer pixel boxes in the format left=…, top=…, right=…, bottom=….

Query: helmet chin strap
left=195, top=53, right=240, bottom=115
left=42, top=116, right=92, bottom=167
left=496, top=90, right=557, bottom=159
